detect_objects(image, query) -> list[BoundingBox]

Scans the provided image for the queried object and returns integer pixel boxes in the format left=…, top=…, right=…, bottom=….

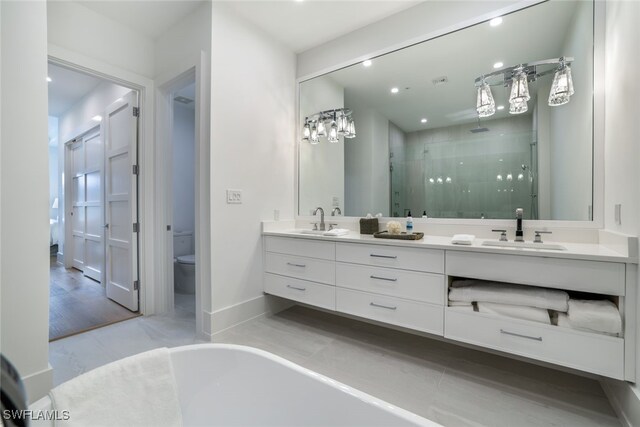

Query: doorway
left=169, top=78, right=197, bottom=318
left=47, top=62, right=140, bottom=341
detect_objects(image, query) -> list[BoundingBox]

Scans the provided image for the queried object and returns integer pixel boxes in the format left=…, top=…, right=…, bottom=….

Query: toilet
left=174, top=232, right=195, bottom=294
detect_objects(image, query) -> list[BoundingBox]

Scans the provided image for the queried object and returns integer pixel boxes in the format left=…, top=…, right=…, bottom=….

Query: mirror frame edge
left=294, top=0, right=605, bottom=229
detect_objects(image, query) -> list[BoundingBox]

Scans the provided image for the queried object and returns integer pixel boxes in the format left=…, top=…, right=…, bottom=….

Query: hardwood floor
left=49, top=257, right=139, bottom=341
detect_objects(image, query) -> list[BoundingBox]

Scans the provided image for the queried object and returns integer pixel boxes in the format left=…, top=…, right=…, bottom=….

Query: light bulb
left=506, top=173, right=513, bottom=181
left=476, top=81, right=496, bottom=118
left=302, top=120, right=310, bottom=141
left=317, top=120, right=327, bottom=137
left=497, top=174, right=503, bottom=182
left=337, top=114, right=348, bottom=133
left=429, top=178, right=435, bottom=184
left=328, top=120, right=339, bottom=143
left=310, top=124, right=319, bottom=145
left=437, top=177, right=443, bottom=184
left=517, top=173, right=524, bottom=181
left=445, top=177, right=452, bottom=184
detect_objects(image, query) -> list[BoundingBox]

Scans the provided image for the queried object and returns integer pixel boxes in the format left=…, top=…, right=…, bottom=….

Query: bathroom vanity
left=262, top=229, right=637, bottom=381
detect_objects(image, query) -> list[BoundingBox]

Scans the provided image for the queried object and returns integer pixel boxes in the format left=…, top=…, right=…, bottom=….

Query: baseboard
left=56, top=252, right=64, bottom=265
left=204, top=294, right=294, bottom=338
left=601, top=379, right=640, bottom=427
left=23, top=364, right=53, bottom=404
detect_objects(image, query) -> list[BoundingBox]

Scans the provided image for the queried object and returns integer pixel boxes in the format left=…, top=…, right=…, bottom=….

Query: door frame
left=155, top=52, right=210, bottom=339
left=49, top=47, right=155, bottom=316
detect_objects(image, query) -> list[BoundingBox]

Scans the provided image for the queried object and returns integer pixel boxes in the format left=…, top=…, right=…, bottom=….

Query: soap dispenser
left=422, top=210, right=428, bottom=219
left=406, top=211, right=413, bottom=233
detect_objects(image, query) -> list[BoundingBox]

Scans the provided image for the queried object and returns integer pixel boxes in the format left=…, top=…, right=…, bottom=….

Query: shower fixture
left=474, top=57, right=574, bottom=118
left=302, top=108, right=355, bottom=144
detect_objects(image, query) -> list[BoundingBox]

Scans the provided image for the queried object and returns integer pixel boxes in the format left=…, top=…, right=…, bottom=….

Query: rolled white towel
left=477, top=302, right=550, bottom=324
left=448, top=282, right=569, bottom=312
left=567, top=299, right=622, bottom=335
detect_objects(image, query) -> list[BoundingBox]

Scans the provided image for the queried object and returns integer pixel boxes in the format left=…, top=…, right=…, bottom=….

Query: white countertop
left=262, top=230, right=638, bottom=264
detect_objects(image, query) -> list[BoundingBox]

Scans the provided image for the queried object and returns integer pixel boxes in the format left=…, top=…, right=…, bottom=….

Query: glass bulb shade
left=509, top=70, right=530, bottom=113
left=476, top=82, right=496, bottom=117
left=348, top=120, right=356, bottom=137
left=506, top=173, right=513, bottom=181
left=337, top=115, right=348, bottom=133
left=328, top=121, right=339, bottom=143
left=548, top=65, right=574, bottom=106
left=310, top=124, right=319, bottom=144
left=317, top=120, right=327, bottom=137
left=302, top=122, right=311, bottom=141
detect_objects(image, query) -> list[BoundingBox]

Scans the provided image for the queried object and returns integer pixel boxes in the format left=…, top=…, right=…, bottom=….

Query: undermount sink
left=482, top=240, right=567, bottom=251
left=297, top=229, right=327, bottom=235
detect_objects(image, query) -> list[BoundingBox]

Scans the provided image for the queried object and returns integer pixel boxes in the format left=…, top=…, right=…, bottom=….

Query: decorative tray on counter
left=373, top=231, right=424, bottom=240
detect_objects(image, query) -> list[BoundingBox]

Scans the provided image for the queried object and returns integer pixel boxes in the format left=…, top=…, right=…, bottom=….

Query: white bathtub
left=32, top=344, right=438, bottom=426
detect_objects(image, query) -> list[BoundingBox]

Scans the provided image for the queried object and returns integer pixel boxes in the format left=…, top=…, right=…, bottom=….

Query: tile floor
left=49, top=305, right=621, bottom=426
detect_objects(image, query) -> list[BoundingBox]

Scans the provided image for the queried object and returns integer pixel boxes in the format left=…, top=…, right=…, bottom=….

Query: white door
left=67, top=128, right=103, bottom=282
left=104, top=92, right=139, bottom=311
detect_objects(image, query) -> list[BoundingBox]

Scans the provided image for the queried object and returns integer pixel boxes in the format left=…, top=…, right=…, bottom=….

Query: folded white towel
left=567, top=299, right=622, bottom=334
left=323, top=228, right=349, bottom=236
left=448, top=282, right=569, bottom=312
left=448, top=305, right=475, bottom=312
left=556, top=312, right=619, bottom=336
left=448, top=301, right=473, bottom=307
left=50, top=348, right=182, bottom=427
left=477, top=302, right=550, bottom=324
left=451, top=234, right=475, bottom=245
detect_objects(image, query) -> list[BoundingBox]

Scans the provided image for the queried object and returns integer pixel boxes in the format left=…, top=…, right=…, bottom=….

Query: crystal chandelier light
left=476, top=79, right=496, bottom=118
left=302, top=108, right=355, bottom=144
left=548, top=61, right=574, bottom=106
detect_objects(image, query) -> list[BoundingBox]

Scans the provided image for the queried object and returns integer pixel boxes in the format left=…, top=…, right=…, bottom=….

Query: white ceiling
left=77, top=0, right=206, bottom=40
left=223, top=0, right=423, bottom=53
left=48, top=63, right=104, bottom=117
left=311, top=0, right=580, bottom=132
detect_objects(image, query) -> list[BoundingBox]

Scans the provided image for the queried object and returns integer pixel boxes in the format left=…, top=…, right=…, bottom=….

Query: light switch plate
left=227, top=189, right=242, bottom=204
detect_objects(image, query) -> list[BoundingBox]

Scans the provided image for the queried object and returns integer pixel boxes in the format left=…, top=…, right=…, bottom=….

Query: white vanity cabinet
left=263, top=234, right=635, bottom=381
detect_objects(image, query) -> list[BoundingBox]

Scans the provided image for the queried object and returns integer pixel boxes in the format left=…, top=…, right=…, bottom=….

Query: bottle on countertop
left=406, top=211, right=413, bottom=233
left=422, top=210, right=428, bottom=219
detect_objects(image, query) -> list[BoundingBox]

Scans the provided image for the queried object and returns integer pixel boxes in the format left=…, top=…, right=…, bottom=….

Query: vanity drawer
left=265, top=236, right=335, bottom=260
left=264, top=273, right=335, bottom=310
left=445, top=309, right=624, bottom=379
left=336, top=263, right=444, bottom=304
left=265, top=253, right=335, bottom=285
left=336, top=288, right=444, bottom=335
left=446, top=251, right=626, bottom=296
left=336, top=243, right=444, bottom=274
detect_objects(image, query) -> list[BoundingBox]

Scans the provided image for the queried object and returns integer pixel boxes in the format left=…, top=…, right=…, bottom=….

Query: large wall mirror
left=298, top=0, right=595, bottom=221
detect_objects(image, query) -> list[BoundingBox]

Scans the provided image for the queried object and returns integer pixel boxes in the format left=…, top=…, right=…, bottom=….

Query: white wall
left=602, top=0, right=640, bottom=423
left=297, top=0, right=521, bottom=78
left=47, top=1, right=155, bottom=78
left=172, top=103, right=195, bottom=236
left=548, top=0, right=593, bottom=221
left=209, top=2, right=295, bottom=332
left=0, top=0, right=52, bottom=402
left=344, top=90, right=389, bottom=216
left=48, top=116, right=59, bottom=219
left=299, top=75, right=345, bottom=215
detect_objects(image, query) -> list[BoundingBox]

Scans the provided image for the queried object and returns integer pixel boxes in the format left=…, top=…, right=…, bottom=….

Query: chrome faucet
left=331, top=207, right=341, bottom=216
left=515, top=208, right=524, bottom=242
left=313, top=207, right=325, bottom=231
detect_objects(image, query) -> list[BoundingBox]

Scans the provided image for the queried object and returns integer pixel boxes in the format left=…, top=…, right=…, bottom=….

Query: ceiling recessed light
left=92, top=115, right=103, bottom=122
left=390, top=87, right=399, bottom=94
left=362, top=60, right=372, bottom=67
left=46, top=76, right=52, bottom=82
left=459, top=162, right=464, bottom=165
left=497, top=105, right=505, bottom=110
left=499, top=158, right=503, bottom=162
left=490, top=17, right=503, bottom=27
left=421, top=118, right=427, bottom=123
left=493, top=62, right=504, bottom=69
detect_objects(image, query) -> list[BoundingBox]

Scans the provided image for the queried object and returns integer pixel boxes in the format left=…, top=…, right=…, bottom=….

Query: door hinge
left=133, top=222, right=139, bottom=233
left=133, top=280, right=139, bottom=291
left=133, top=107, right=140, bottom=117
left=132, top=164, right=139, bottom=175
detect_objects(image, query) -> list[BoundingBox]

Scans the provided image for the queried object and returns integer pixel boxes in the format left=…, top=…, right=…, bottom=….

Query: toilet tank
left=173, top=232, right=193, bottom=257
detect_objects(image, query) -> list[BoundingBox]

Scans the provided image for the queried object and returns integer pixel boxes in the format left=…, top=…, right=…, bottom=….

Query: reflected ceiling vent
left=174, top=96, right=193, bottom=104
left=431, top=76, right=448, bottom=86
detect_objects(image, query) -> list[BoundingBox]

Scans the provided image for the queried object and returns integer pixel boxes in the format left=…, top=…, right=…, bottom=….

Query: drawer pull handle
left=287, top=285, right=306, bottom=291
left=370, top=254, right=398, bottom=259
left=286, top=262, right=306, bottom=268
left=500, top=329, right=542, bottom=341
left=370, top=275, right=397, bottom=282
left=370, top=302, right=397, bottom=310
